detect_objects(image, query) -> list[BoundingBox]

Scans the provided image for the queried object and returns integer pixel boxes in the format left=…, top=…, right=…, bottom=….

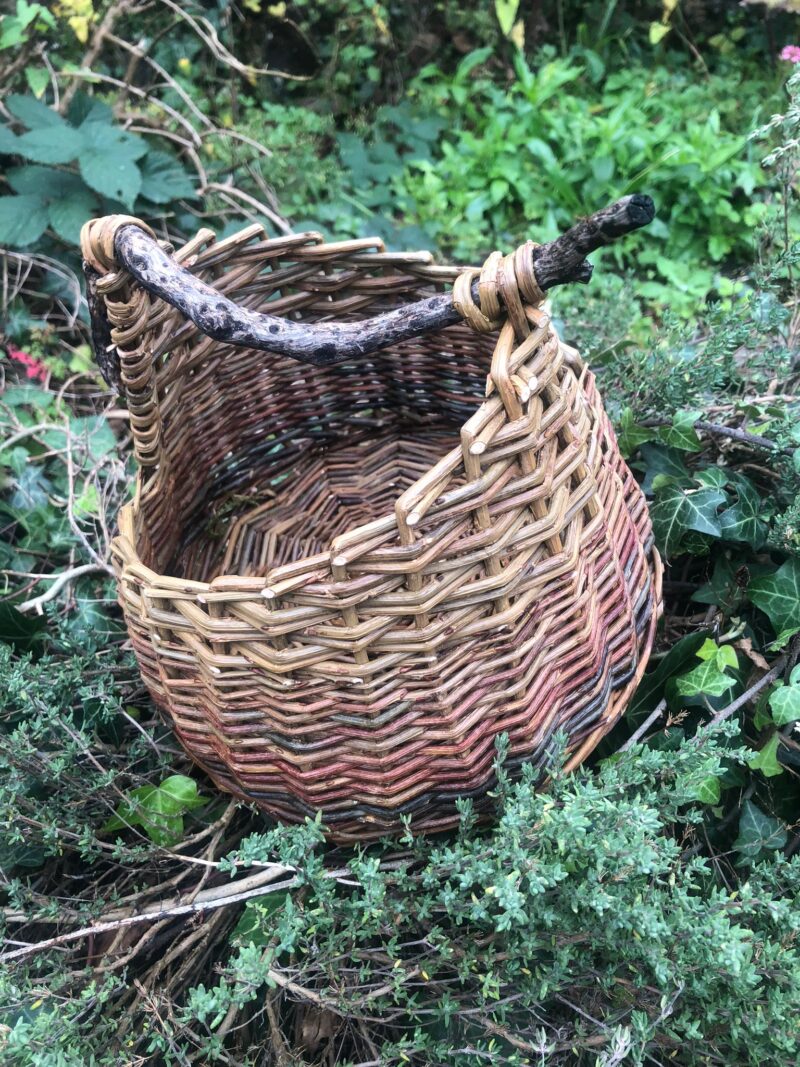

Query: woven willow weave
left=82, top=217, right=662, bottom=842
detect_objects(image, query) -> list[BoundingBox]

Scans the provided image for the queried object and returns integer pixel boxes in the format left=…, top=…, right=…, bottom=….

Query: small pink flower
left=6, top=344, right=48, bottom=383
left=780, top=45, right=800, bottom=63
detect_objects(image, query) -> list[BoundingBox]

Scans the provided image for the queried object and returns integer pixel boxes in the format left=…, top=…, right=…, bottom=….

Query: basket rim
left=115, top=312, right=565, bottom=602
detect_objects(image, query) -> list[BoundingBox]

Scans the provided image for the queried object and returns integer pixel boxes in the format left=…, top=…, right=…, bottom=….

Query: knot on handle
left=452, top=240, right=545, bottom=339
left=80, top=214, right=156, bottom=274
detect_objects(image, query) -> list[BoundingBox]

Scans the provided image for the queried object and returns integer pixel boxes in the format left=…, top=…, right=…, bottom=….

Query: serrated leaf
left=747, top=731, right=783, bottom=777
left=48, top=189, right=97, bottom=243
left=5, top=164, right=84, bottom=198
left=5, top=92, right=67, bottom=129
left=79, top=148, right=141, bottom=208
left=750, top=559, right=800, bottom=634
left=0, top=125, right=20, bottom=154
left=15, top=125, right=83, bottom=163
left=769, top=685, right=800, bottom=726
left=0, top=193, right=48, bottom=245
left=138, top=149, right=197, bottom=203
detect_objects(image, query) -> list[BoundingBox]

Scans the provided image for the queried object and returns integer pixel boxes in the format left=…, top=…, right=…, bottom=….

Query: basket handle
left=82, top=196, right=654, bottom=389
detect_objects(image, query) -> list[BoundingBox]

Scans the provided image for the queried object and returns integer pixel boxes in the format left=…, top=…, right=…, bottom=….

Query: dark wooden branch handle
left=87, top=195, right=654, bottom=387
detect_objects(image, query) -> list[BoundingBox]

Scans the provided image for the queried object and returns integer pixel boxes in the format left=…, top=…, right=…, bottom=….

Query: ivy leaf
left=677, top=773, right=721, bottom=804
left=139, top=149, right=197, bottom=203
left=769, top=685, right=800, bottom=726
left=750, top=559, right=800, bottom=634
left=683, top=488, right=725, bottom=537
left=695, top=467, right=728, bottom=489
left=733, top=800, right=787, bottom=865
left=659, top=410, right=702, bottom=451
left=676, top=640, right=737, bottom=698
left=692, top=555, right=743, bottom=615
left=718, top=475, right=766, bottom=547
left=616, top=408, right=654, bottom=456
left=0, top=601, right=46, bottom=651
left=747, top=731, right=783, bottom=777
left=0, top=193, right=48, bottom=245
left=638, top=443, right=692, bottom=494
left=650, top=486, right=689, bottom=557
left=676, top=659, right=735, bottom=698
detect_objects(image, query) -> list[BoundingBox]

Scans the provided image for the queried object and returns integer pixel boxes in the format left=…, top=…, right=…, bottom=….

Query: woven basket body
left=83, top=220, right=662, bottom=841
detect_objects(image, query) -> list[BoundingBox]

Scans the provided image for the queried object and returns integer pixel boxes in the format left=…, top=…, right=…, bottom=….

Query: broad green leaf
left=0, top=193, right=48, bottom=245
left=692, top=555, right=743, bottom=614
left=138, top=150, right=197, bottom=203
left=6, top=163, right=85, bottom=198
left=638, top=444, right=692, bottom=494
left=718, top=475, right=766, bottom=547
left=157, top=774, right=207, bottom=811
left=616, top=408, right=654, bottom=456
left=649, top=21, right=671, bottom=44
left=747, top=731, right=783, bottom=777
left=683, top=488, right=725, bottom=537
left=769, top=685, right=800, bottom=726
left=676, top=657, right=735, bottom=698
left=659, top=410, right=702, bottom=451
left=750, top=559, right=800, bottom=634
left=650, top=486, right=689, bottom=557
left=733, top=799, right=787, bottom=865
left=0, top=125, right=20, bottom=154
left=695, top=467, right=728, bottom=489
left=79, top=148, right=141, bottom=208
left=0, top=601, right=46, bottom=651
left=677, top=771, right=721, bottom=804
left=627, top=632, right=706, bottom=718
left=5, top=92, right=67, bottom=129
left=24, top=66, right=49, bottom=98
left=15, top=125, right=83, bottom=163
left=48, top=188, right=97, bottom=243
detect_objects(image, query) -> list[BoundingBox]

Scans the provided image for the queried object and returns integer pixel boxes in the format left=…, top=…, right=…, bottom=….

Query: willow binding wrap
left=82, top=212, right=662, bottom=842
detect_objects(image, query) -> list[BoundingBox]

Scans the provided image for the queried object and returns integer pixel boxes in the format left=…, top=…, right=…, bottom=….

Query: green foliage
left=171, top=734, right=800, bottom=1066
left=103, top=774, right=208, bottom=847
left=2, top=4, right=800, bottom=1063
left=0, top=92, right=195, bottom=246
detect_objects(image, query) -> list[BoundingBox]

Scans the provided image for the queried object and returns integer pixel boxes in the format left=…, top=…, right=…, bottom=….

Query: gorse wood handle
left=83, top=195, right=654, bottom=388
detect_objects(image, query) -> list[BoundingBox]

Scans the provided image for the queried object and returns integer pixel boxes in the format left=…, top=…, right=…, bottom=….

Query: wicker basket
left=82, top=214, right=662, bottom=842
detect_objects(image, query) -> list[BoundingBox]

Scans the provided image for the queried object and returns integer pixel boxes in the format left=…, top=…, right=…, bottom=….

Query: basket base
left=175, top=426, right=458, bottom=582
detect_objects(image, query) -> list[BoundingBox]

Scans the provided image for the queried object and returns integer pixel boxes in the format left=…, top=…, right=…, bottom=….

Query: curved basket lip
left=114, top=298, right=559, bottom=602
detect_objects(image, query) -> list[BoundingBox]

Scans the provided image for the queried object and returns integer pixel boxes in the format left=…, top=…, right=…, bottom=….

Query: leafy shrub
left=0, top=92, right=196, bottom=248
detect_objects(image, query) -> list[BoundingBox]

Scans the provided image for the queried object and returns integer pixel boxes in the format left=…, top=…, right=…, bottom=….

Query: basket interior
left=129, top=244, right=497, bottom=584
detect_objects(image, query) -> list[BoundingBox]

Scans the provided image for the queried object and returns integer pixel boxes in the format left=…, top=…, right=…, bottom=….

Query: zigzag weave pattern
left=82, top=220, right=662, bottom=841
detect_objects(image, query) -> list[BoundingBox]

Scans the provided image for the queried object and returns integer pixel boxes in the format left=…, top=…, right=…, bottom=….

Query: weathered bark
left=85, top=194, right=654, bottom=387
